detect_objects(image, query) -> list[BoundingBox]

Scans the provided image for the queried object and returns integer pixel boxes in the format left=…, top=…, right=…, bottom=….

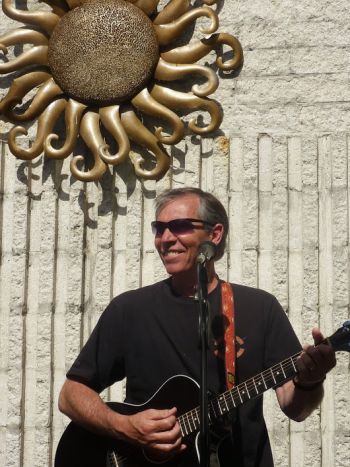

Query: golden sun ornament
left=0, top=0, right=243, bottom=181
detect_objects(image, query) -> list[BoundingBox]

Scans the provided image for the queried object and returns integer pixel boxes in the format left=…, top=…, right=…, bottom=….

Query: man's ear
left=210, top=224, right=224, bottom=246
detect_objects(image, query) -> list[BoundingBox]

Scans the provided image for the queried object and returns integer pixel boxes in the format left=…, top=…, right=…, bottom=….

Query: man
left=58, top=187, right=336, bottom=466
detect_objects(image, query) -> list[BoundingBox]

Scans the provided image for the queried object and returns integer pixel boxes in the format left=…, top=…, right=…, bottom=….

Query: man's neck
left=171, top=266, right=219, bottom=297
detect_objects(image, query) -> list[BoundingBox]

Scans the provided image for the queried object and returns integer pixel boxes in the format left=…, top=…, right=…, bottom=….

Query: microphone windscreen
left=197, top=241, right=217, bottom=263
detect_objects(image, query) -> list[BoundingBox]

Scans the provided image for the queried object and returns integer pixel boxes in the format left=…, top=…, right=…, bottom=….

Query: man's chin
left=162, top=260, right=187, bottom=274
left=164, top=264, right=182, bottom=275
left=164, top=263, right=195, bottom=278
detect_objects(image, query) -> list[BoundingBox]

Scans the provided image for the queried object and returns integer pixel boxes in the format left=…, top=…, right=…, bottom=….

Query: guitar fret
left=273, top=364, right=286, bottom=385
left=280, top=362, right=286, bottom=379
left=228, top=390, right=236, bottom=408
left=192, top=410, right=200, bottom=429
left=270, top=368, right=276, bottom=385
left=222, top=394, right=230, bottom=412
left=180, top=422, right=185, bottom=437
left=252, top=377, right=259, bottom=395
left=235, top=382, right=251, bottom=402
left=291, top=357, right=297, bottom=372
left=244, top=382, right=251, bottom=399
left=108, top=450, right=118, bottom=467
left=236, top=386, right=243, bottom=404
left=261, top=373, right=268, bottom=389
left=187, top=414, right=192, bottom=432
left=218, top=395, right=225, bottom=414
left=187, top=412, right=195, bottom=432
left=182, top=417, right=189, bottom=436
left=184, top=413, right=192, bottom=435
left=254, top=374, right=264, bottom=393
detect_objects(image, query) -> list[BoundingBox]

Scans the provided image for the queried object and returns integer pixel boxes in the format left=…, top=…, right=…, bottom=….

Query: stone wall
left=0, top=0, right=349, bottom=466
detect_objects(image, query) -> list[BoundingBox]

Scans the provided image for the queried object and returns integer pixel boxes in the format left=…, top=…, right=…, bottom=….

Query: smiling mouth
left=162, top=250, right=184, bottom=257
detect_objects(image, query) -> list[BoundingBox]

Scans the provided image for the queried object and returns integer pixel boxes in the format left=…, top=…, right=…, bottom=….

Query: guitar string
left=221, top=355, right=299, bottom=408
left=179, top=328, right=346, bottom=432
left=177, top=352, right=301, bottom=435
left=113, top=354, right=303, bottom=462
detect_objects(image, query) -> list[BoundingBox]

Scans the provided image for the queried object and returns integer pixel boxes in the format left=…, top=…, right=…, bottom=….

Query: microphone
left=197, top=241, right=217, bottom=264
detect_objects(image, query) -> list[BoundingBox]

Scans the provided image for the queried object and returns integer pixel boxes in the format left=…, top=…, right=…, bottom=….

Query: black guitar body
left=55, top=375, right=212, bottom=467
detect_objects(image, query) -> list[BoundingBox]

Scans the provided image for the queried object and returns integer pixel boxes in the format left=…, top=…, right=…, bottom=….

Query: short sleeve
left=66, top=298, right=126, bottom=393
left=264, top=296, right=302, bottom=370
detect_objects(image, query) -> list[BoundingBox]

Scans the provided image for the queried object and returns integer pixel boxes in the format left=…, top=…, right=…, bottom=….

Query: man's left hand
left=295, top=328, right=336, bottom=387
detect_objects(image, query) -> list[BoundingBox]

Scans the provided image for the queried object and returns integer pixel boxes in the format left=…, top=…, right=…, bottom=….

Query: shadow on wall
left=0, top=113, right=225, bottom=227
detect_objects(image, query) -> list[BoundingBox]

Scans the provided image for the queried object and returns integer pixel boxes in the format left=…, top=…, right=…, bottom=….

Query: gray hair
left=154, top=187, right=228, bottom=260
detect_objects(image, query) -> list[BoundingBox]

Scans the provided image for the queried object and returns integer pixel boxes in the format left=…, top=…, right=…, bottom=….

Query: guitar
left=55, top=321, right=350, bottom=467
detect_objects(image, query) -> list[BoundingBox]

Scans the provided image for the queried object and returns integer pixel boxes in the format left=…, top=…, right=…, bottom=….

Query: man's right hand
left=59, top=380, right=186, bottom=461
left=122, top=407, right=186, bottom=461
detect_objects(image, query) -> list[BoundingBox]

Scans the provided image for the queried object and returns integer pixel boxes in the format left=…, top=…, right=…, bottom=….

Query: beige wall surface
left=0, top=0, right=350, bottom=466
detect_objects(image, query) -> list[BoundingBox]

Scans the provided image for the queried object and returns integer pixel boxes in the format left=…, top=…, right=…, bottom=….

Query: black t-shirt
left=67, top=280, right=301, bottom=467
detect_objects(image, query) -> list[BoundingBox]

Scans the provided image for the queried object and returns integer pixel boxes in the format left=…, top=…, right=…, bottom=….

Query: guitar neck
left=178, top=352, right=301, bottom=437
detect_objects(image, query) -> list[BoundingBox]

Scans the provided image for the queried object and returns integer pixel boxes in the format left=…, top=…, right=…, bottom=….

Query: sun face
left=0, top=0, right=243, bottom=181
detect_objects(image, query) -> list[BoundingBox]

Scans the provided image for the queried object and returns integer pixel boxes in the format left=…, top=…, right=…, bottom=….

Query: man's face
left=154, top=194, right=216, bottom=277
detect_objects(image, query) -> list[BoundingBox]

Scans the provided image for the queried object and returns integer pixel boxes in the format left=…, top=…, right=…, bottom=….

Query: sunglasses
left=151, top=218, right=214, bottom=237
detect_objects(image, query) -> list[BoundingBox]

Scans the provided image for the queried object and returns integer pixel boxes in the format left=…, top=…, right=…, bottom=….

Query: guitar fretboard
left=178, top=352, right=301, bottom=437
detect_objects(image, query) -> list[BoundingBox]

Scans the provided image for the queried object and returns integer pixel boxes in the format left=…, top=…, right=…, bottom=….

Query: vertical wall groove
left=20, top=160, right=32, bottom=467
left=288, top=136, right=304, bottom=467
left=318, top=135, right=335, bottom=467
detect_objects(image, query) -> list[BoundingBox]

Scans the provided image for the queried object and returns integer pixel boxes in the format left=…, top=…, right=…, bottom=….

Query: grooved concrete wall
left=0, top=1, right=350, bottom=466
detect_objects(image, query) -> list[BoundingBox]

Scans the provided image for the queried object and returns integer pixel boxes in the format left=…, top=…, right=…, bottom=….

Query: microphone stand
left=197, top=260, right=210, bottom=467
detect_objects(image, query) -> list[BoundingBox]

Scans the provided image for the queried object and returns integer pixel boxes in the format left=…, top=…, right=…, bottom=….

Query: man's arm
left=58, top=379, right=186, bottom=459
left=276, top=328, right=336, bottom=422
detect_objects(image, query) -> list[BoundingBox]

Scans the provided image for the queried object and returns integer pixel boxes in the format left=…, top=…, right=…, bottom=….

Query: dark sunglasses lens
left=151, top=221, right=164, bottom=235
left=151, top=219, right=195, bottom=236
left=169, top=219, right=194, bottom=234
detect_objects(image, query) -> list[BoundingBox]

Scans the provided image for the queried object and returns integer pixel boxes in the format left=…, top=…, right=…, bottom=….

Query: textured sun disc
left=48, top=0, right=159, bottom=105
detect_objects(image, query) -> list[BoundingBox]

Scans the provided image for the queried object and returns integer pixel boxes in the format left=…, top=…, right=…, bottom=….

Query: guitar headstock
left=328, top=321, right=350, bottom=352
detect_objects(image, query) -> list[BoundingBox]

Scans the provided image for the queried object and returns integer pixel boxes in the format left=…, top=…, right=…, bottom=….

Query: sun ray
left=6, top=77, right=63, bottom=121
left=2, top=0, right=60, bottom=36
left=44, top=99, right=86, bottom=159
left=65, top=0, right=84, bottom=8
left=99, top=105, right=130, bottom=165
left=153, top=6, right=218, bottom=46
left=0, top=70, right=51, bottom=115
left=40, top=0, right=69, bottom=16
left=8, top=97, right=65, bottom=160
left=214, top=33, right=244, bottom=71
left=0, top=28, right=49, bottom=52
left=132, top=0, right=159, bottom=15
left=120, top=106, right=170, bottom=180
left=155, top=58, right=218, bottom=97
left=0, top=45, right=48, bottom=73
left=161, top=32, right=243, bottom=71
left=153, top=0, right=190, bottom=25
left=70, top=110, right=108, bottom=181
left=131, top=88, right=184, bottom=145
left=150, top=84, right=222, bottom=134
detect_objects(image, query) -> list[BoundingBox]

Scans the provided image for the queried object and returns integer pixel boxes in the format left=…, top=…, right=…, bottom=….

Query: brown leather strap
left=221, top=282, right=236, bottom=389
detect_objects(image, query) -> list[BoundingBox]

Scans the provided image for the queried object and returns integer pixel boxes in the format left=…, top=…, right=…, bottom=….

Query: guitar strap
left=221, top=282, right=236, bottom=389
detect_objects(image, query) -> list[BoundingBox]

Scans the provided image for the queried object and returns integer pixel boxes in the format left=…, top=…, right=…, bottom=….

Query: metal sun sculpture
left=0, top=0, right=243, bottom=181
